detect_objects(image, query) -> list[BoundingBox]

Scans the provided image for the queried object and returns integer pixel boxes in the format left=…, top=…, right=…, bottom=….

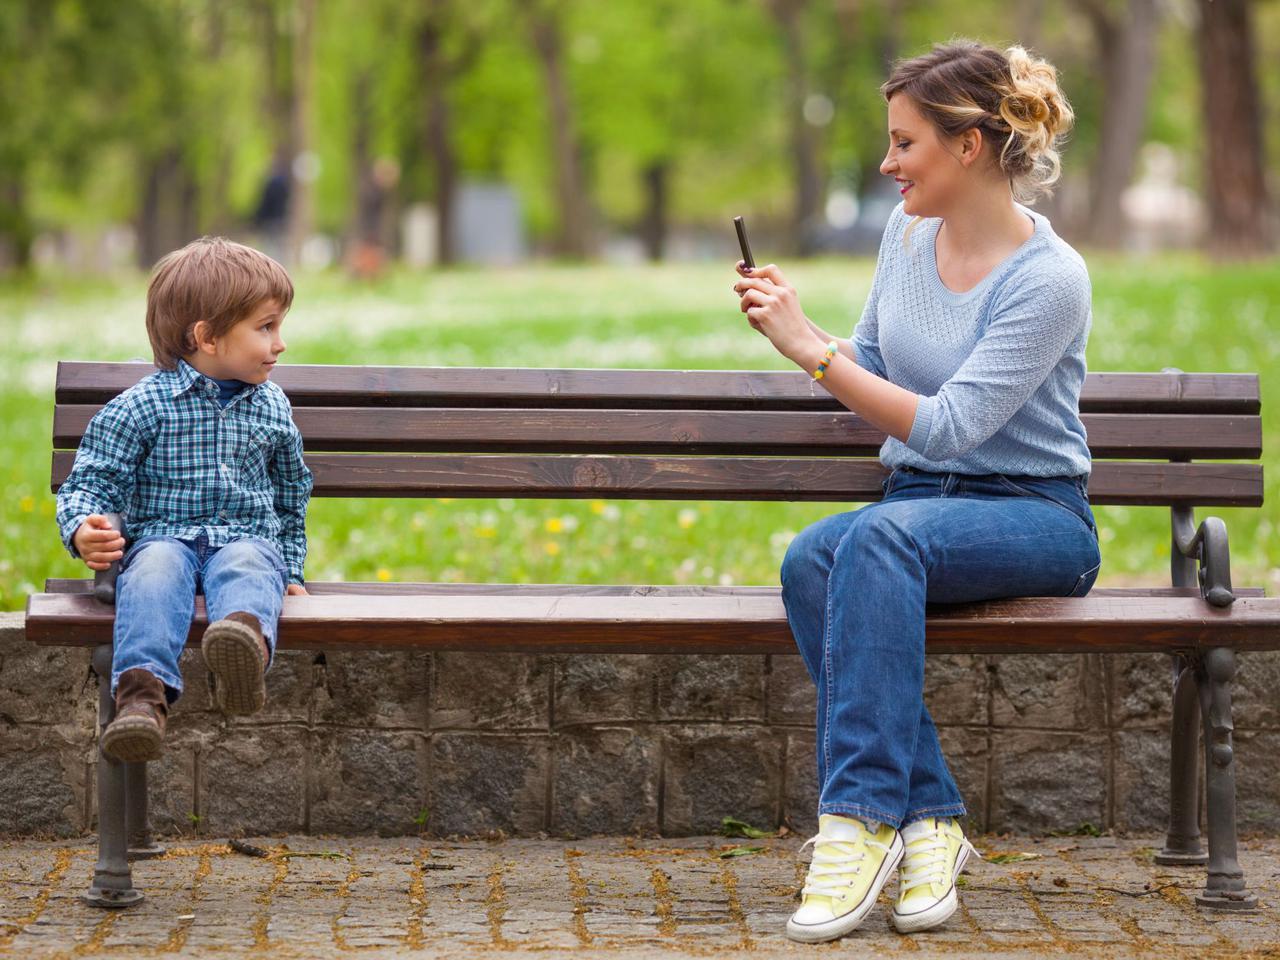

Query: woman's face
left=879, top=94, right=969, bottom=218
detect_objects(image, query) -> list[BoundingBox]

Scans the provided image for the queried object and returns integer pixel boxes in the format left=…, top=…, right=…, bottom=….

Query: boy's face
left=196, top=299, right=288, bottom=384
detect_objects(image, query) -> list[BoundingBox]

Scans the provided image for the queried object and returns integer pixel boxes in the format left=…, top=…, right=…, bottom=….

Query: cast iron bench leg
left=127, top=761, right=165, bottom=860
left=1195, top=647, right=1257, bottom=910
left=84, top=644, right=143, bottom=908
left=1156, top=654, right=1207, bottom=865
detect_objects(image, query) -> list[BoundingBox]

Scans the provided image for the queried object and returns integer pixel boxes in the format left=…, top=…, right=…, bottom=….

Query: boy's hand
left=286, top=584, right=308, bottom=596
left=73, top=515, right=125, bottom=571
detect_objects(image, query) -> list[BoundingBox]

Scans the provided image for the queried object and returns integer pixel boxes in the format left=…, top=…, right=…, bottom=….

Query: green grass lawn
left=2, top=256, right=1277, bottom=610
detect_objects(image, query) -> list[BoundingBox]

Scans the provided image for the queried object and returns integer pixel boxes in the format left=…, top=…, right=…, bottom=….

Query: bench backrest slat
left=50, top=362, right=1264, bottom=508
left=55, top=362, right=1261, bottom=414
left=49, top=452, right=1263, bottom=506
left=53, top=405, right=1263, bottom=460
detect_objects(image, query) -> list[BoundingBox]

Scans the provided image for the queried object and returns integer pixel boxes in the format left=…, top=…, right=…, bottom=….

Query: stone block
left=141, top=725, right=211, bottom=836
left=783, top=729, right=819, bottom=834
left=655, top=655, right=765, bottom=722
left=0, top=725, right=87, bottom=836
left=315, top=650, right=427, bottom=730
left=309, top=728, right=427, bottom=835
left=765, top=655, right=814, bottom=726
left=1232, top=651, right=1280, bottom=730
left=552, top=654, right=652, bottom=726
left=199, top=724, right=307, bottom=835
left=0, top=622, right=95, bottom=727
left=937, top=726, right=988, bottom=833
left=1233, top=730, right=1280, bottom=832
left=988, top=730, right=1107, bottom=834
left=550, top=726, right=659, bottom=836
left=176, top=647, right=316, bottom=725
left=1112, top=728, right=1171, bottom=832
left=432, top=653, right=550, bottom=730
left=660, top=725, right=783, bottom=835
left=1107, top=653, right=1175, bottom=728
left=991, top=653, right=1104, bottom=730
left=924, top=654, right=988, bottom=727
left=429, top=733, right=549, bottom=836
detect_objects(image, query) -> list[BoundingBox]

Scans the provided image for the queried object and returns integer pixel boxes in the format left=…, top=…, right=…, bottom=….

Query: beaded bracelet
left=812, top=340, right=839, bottom=380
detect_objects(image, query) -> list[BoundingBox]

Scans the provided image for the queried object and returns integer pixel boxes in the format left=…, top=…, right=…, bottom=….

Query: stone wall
left=2, top=610, right=1277, bottom=839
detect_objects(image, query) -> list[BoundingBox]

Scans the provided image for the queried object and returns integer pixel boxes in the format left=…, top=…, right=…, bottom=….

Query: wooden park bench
left=26, top=360, right=1279, bottom=911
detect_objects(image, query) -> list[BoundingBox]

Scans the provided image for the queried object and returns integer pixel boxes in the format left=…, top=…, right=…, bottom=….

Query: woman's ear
left=958, top=127, right=984, bottom=167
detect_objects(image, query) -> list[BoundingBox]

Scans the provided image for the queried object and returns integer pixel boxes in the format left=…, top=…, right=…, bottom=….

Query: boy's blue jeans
left=780, top=468, right=1101, bottom=829
left=111, top=533, right=287, bottom=701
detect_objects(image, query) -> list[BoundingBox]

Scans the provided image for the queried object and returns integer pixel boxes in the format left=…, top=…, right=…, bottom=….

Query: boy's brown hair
left=145, top=237, right=294, bottom=370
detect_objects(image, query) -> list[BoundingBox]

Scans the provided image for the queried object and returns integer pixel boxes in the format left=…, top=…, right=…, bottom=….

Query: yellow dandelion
left=436, top=497, right=456, bottom=504
left=590, top=500, right=607, bottom=515
left=545, top=517, right=564, bottom=533
left=677, top=509, right=698, bottom=529
left=544, top=541, right=561, bottom=556
left=475, top=526, right=497, bottom=538
left=19, top=495, right=34, bottom=513
left=376, top=567, right=392, bottom=582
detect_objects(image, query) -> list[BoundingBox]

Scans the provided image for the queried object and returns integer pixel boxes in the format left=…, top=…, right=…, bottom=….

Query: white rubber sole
left=785, top=835, right=905, bottom=943
left=890, top=843, right=973, bottom=933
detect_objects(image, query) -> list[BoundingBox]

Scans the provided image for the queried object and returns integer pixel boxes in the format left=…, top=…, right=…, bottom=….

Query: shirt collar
left=170, top=359, right=267, bottom=405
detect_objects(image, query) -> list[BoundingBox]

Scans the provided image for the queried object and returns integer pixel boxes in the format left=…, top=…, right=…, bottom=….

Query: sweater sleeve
left=906, top=260, right=1090, bottom=463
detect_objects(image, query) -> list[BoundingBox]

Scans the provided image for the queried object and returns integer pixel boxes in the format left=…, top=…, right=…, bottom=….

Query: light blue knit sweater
left=852, top=202, right=1092, bottom=478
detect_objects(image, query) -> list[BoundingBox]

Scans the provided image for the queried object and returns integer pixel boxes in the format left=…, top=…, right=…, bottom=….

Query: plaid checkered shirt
left=56, top=360, right=313, bottom=585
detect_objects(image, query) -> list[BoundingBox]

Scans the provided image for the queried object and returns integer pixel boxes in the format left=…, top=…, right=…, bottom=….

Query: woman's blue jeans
left=112, top=533, right=287, bottom=702
left=780, top=468, right=1101, bottom=829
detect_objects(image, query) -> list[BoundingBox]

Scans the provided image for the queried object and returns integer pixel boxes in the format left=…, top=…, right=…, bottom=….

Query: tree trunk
left=136, top=149, right=198, bottom=269
left=1080, top=0, right=1161, bottom=248
left=1197, top=0, right=1272, bottom=257
left=526, top=1, right=591, bottom=258
left=770, top=0, right=823, bottom=256
left=0, top=174, right=33, bottom=273
left=286, top=0, right=316, bottom=267
left=418, top=3, right=459, bottom=265
left=638, top=161, right=669, bottom=261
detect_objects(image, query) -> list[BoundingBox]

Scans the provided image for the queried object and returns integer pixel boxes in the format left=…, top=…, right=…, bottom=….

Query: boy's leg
left=200, top=538, right=287, bottom=716
left=104, top=538, right=198, bottom=762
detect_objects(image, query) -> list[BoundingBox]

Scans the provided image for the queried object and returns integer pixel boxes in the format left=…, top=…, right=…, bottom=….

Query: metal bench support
left=1195, top=646, right=1257, bottom=909
left=84, top=644, right=143, bottom=908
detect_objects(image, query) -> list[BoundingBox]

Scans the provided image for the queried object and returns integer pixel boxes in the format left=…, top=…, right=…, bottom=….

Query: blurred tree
left=522, top=0, right=592, bottom=257
left=1073, top=0, right=1162, bottom=248
left=1197, top=0, right=1272, bottom=257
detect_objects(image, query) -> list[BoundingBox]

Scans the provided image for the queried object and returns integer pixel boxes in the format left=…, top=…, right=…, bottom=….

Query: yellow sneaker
left=786, top=814, right=904, bottom=943
left=890, top=817, right=978, bottom=933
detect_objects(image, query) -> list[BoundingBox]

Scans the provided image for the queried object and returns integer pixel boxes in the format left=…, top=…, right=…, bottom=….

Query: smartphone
left=733, top=216, right=755, bottom=270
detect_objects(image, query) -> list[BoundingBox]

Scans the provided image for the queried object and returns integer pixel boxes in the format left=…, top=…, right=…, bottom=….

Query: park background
left=0, top=0, right=1278, bottom=839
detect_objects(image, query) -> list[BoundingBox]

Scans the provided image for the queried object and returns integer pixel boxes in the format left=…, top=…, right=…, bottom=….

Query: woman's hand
left=733, top=262, right=825, bottom=368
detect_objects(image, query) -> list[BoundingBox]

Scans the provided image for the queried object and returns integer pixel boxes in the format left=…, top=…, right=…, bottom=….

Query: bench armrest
left=93, top=512, right=126, bottom=605
left=1172, top=510, right=1234, bottom=607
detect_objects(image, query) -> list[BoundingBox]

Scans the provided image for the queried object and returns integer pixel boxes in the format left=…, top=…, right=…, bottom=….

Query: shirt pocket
left=241, top=425, right=281, bottom=487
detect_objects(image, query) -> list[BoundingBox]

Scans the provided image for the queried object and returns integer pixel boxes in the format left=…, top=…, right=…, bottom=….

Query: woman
left=733, top=40, right=1100, bottom=943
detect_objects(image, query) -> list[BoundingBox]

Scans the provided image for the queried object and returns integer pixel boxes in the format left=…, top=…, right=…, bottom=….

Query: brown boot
left=101, top=669, right=168, bottom=763
left=202, top=612, right=269, bottom=716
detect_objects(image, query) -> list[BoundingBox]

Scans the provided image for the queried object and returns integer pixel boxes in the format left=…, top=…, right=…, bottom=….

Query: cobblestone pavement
left=1, top=834, right=1278, bottom=959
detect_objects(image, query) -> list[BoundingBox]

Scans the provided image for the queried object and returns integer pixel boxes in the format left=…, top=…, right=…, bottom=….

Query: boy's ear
left=191, top=320, right=218, bottom=355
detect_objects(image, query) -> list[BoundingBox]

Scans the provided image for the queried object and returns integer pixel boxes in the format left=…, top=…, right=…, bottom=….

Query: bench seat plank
left=53, top=405, right=1263, bottom=460
left=25, top=590, right=1280, bottom=654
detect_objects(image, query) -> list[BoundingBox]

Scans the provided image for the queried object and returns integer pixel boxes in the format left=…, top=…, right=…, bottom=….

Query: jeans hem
left=110, top=664, right=183, bottom=702
left=818, top=802, right=904, bottom=830
left=902, top=804, right=967, bottom=827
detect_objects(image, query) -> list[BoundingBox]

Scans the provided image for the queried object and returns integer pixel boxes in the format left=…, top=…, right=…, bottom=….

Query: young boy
left=56, top=237, right=313, bottom=763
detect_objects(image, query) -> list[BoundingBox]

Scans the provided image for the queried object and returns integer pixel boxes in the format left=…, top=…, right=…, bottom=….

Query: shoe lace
left=798, top=831, right=891, bottom=898
left=900, top=825, right=978, bottom=893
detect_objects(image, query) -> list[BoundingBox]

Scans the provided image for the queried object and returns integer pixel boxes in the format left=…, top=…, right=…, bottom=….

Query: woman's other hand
left=733, top=263, right=825, bottom=368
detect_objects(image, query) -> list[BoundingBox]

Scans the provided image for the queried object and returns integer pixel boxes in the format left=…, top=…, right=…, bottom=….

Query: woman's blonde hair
left=881, top=40, right=1073, bottom=203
